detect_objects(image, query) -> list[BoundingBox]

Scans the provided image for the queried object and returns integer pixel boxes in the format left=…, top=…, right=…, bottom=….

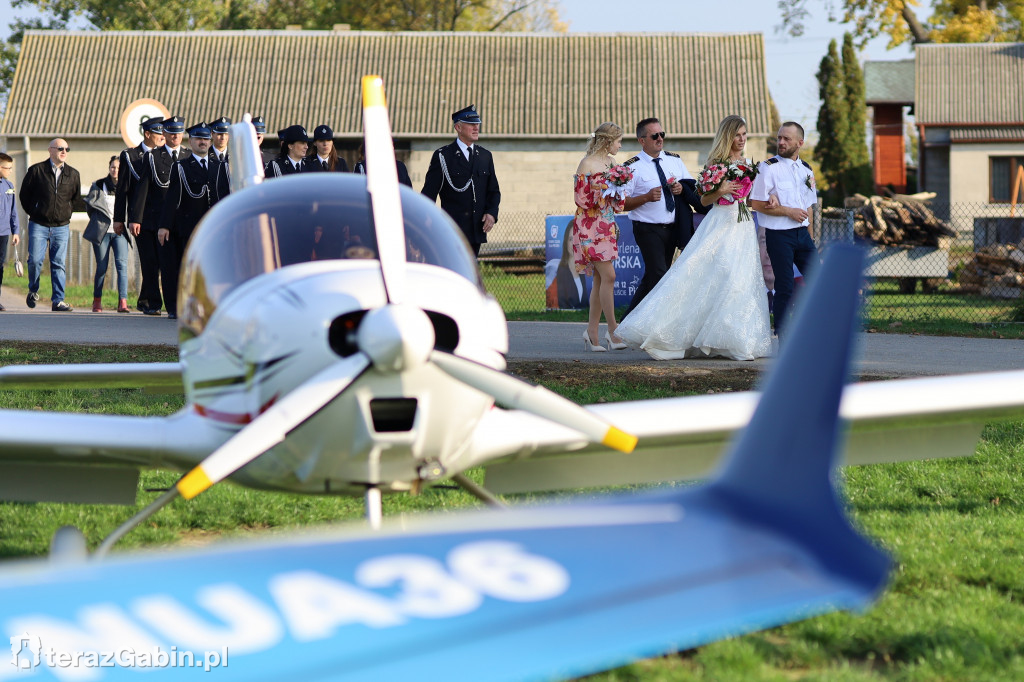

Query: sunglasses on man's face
left=646, top=132, right=666, bottom=140
left=51, top=146, right=70, bottom=152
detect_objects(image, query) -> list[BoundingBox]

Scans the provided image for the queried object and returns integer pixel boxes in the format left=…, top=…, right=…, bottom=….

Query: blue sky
left=2, top=0, right=928, bottom=138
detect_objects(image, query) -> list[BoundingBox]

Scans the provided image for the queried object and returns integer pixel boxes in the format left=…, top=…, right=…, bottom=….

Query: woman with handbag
left=0, top=152, right=20, bottom=311
left=85, top=156, right=130, bottom=312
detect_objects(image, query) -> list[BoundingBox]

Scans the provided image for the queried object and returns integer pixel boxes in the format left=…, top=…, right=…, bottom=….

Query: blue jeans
left=27, top=221, right=69, bottom=304
left=92, top=231, right=129, bottom=298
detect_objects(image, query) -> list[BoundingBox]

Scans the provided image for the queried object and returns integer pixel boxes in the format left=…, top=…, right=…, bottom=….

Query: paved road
left=3, top=291, right=1024, bottom=378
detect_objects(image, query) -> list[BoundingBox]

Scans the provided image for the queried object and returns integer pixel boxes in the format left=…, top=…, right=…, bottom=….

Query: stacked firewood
left=956, top=242, right=1024, bottom=299
left=822, top=192, right=957, bottom=247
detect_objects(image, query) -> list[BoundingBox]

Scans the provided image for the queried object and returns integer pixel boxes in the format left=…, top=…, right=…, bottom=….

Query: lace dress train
left=615, top=202, right=772, bottom=361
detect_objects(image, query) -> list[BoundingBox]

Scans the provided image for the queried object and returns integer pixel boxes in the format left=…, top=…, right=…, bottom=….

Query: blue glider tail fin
left=712, top=243, right=889, bottom=586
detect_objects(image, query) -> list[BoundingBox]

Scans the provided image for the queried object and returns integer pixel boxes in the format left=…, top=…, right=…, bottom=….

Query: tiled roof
left=948, top=126, right=1024, bottom=142
left=916, top=43, right=1024, bottom=125
left=864, top=59, right=914, bottom=104
left=2, top=30, right=773, bottom=139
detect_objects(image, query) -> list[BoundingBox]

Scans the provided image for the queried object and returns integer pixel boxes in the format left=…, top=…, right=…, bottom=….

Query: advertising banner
left=543, top=215, right=643, bottom=310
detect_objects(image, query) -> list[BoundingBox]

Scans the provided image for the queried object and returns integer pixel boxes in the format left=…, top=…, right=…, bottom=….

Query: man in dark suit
left=209, top=116, right=231, bottom=164
left=131, top=115, right=191, bottom=316
left=114, top=116, right=164, bottom=311
left=158, top=122, right=229, bottom=320
left=252, top=115, right=275, bottom=168
left=421, top=105, right=501, bottom=256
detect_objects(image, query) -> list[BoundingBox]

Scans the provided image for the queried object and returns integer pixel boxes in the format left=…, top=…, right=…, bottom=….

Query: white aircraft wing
left=0, top=362, right=183, bottom=391
left=475, top=370, right=1024, bottom=494
left=0, top=410, right=220, bottom=505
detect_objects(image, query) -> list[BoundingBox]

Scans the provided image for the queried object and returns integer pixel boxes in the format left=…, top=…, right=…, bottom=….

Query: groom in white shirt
left=750, top=121, right=819, bottom=339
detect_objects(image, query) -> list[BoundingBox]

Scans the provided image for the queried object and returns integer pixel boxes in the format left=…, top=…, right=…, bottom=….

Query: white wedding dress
left=616, top=201, right=772, bottom=361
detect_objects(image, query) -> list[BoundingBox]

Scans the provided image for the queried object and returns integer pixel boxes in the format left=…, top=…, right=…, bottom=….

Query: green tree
left=815, top=39, right=849, bottom=205
left=841, top=33, right=873, bottom=197
left=777, top=0, right=1024, bottom=47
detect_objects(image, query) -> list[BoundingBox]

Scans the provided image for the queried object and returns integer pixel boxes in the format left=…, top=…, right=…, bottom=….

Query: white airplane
left=1, top=76, right=1023, bottom=559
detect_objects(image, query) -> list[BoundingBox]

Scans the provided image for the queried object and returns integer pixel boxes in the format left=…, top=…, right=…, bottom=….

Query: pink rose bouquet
left=697, top=161, right=759, bottom=222
left=601, top=164, right=633, bottom=199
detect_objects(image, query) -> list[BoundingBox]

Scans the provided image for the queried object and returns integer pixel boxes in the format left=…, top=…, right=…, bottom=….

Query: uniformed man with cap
left=115, top=116, right=163, bottom=312
left=114, top=116, right=164, bottom=251
left=266, top=125, right=310, bottom=177
left=131, top=115, right=191, bottom=316
left=209, top=116, right=232, bottom=163
left=421, top=105, right=501, bottom=256
left=252, top=116, right=274, bottom=168
left=158, top=122, right=230, bottom=319
left=304, top=124, right=349, bottom=173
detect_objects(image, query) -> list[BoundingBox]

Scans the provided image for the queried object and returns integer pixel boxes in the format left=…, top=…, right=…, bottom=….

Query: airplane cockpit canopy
left=179, top=175, right=481, bottom=335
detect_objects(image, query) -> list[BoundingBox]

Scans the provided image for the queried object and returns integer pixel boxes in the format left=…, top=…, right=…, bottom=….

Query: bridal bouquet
left=697, top=161, right=759, bottom=222
left=601, top=164, right=633, bottom=199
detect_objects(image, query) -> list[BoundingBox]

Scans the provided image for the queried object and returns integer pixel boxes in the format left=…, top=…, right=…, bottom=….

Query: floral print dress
left=571, top=172, right=625, bottom=276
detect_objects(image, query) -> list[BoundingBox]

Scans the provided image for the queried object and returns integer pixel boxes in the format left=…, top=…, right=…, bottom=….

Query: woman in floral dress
left=573, top=122, right=627, bottom=351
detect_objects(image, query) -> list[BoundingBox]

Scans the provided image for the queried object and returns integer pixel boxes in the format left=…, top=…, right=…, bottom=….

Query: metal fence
left=482, top=203, right=1024, bottom=326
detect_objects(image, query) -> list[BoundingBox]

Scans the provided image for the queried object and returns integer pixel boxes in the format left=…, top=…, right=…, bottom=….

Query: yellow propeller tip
left=362, top=75, right=386, bottom=108
left=176, top=468, right=214, bottom=500
left=602, top=426, right=638, bottom=453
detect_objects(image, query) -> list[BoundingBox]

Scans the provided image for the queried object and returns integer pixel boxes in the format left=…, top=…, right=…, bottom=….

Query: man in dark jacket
left=421, top=105, right=501, bottom=257
left=19, top=138, right=86, bottom=311
left=114, top=116, right=165, bottom=312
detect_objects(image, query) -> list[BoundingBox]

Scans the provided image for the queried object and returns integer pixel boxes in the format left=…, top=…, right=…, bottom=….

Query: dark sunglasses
left=51, top=146, right=70, bottom=152
left=646, top=132, right=666, bottom=140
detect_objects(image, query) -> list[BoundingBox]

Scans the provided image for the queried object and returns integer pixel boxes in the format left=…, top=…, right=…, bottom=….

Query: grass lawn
left=1, top=344, right=1022, bottom=680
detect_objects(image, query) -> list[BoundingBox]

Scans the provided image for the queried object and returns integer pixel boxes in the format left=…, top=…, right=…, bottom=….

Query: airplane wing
left=0, top=244, right=889, bottom=682
left=474, top=369, right=1024, bottom=494
left=0, top=410, right=220, bottom=504
left=0, top=362, right=183, bottom=392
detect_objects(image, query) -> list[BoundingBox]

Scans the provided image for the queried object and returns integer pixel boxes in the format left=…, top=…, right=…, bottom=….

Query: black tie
left=322, top=160, right=327, bottom=170
left=171, top=150, right=177, bottom=162
left=652, top=158, right=676, bottom=212
left=200, top=158, right=207, bottom=171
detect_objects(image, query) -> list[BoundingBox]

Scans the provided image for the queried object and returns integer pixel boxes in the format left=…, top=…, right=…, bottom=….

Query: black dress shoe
left=143, top=308, right=162, bottom=316
left=167, top=312, right=177, bottom=320
left=136, top=299, right=148, bottom=312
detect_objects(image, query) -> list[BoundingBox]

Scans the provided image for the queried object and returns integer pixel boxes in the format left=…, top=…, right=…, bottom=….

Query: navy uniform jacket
left=303, top=156, right=350, bottom=173
left=353, top=159, right=413, bottom=187
left=130, top=147, right=192, bottom=231
left=114, top=144, right=149, bottom=227
left=421, top=141, right=501, bottom=246
left=265, top=157, right=307, bottom=177
left=159, top=155, right=230, bottom=245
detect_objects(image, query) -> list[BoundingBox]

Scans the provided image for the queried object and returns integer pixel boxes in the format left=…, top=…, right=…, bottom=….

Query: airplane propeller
left=92, top=76, right=636, bottom=556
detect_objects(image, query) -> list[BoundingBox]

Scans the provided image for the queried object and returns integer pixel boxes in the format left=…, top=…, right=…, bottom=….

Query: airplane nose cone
left=357, top=304, right=436, bottom=372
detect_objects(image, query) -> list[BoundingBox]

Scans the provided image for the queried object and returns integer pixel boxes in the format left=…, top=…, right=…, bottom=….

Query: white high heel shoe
left=583, top=330, right=606, bottom=352
left=604, top=331, right=628, bottom=351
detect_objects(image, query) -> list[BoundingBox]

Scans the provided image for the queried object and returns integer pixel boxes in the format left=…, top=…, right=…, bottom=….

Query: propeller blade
left=176, top=355, right=370, bottom=500
left=362, top=74, right=406, bottom=304
left=227, top=113, right=265, bottom=192
left=431, top=351, right=638, bottom=454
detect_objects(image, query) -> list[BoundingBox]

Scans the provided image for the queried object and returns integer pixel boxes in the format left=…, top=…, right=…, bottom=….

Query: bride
left=615, top=115, right=772, bottom=361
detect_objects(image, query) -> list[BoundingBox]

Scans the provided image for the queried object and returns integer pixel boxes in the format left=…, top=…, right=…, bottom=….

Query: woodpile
left=956, top=242, right=1024, bottom=299
left=822, top=191, right=957, bottom=247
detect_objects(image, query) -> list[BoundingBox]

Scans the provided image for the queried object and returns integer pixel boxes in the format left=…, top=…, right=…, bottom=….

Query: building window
left=990, top=156, right=1024, bottom=203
